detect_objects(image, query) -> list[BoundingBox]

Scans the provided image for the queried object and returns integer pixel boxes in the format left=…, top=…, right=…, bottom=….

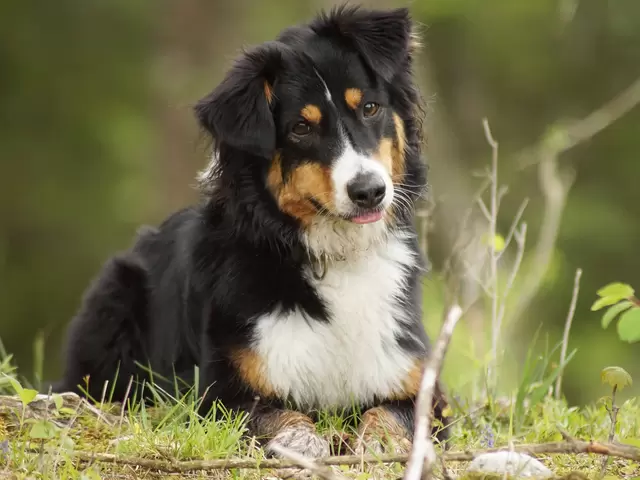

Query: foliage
left=593, top=283, right=640, bottom=343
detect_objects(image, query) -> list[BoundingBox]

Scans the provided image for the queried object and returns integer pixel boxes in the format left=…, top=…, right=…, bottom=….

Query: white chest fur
left=253, top=233, right=422, bottom=409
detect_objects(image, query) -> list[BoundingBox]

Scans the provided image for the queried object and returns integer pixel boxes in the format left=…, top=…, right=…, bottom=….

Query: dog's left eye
left=292, top=122, right=312, bottom=136
left=363, top=102, right=380, bottom=118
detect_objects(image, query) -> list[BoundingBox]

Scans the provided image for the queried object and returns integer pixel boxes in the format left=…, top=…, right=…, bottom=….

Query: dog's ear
left=195, top=41, right=288, bottom=158
left=312, top=6, right=413, bottom=82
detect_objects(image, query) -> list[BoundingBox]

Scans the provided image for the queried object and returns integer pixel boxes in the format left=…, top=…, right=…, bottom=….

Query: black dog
left=52, top=5, right=449, bottom=457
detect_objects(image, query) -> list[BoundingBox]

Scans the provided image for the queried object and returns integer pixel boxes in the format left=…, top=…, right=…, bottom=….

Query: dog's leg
left=353, top=382, right=450, bottom=455
left=250, top=405, right=330, bottom=458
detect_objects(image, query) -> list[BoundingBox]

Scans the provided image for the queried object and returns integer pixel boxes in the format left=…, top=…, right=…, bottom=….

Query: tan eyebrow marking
left=345, top=88, right=363, bottom=110
left=300, top=104, right=322, bottom=124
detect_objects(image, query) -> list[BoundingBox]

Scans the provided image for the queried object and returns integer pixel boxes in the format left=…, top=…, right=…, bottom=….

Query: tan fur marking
left=356, top=406, right=410, bottom=450
left=264, top=82, right=274, bottom=105
left=229, top=347, right=276, bottom=398
left=375, top=138, right=394, bottom=175
left=388, top=358, right=424, bottom=400
left=345, top=88, right=363, bottom=110
left=253, top=409, right=315, bottom=438
left=268, top=154, right=334, bottom=226
left=301, top=104, right=322, bottom=125
left=392, top=113, right=407, bottom=180
left=373, top=113, right=407, bottom=182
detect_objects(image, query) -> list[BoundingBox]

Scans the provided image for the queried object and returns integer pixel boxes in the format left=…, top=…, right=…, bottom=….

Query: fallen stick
left=26, top=438, right=639, bottom=474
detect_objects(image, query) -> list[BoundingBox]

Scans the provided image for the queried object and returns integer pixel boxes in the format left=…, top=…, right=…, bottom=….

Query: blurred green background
left=1, top=0, right=639, bottom=405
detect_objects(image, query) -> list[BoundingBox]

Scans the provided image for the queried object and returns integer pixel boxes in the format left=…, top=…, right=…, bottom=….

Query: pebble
left=465, top=451, right=554, bottom=479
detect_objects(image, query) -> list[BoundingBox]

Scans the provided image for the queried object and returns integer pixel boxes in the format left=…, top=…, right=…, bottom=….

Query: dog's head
left=196, top=6, right=426, bottom=257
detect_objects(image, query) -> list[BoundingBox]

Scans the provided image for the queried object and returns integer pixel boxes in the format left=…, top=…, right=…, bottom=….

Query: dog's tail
left=49, top=253, right=151, bottom=403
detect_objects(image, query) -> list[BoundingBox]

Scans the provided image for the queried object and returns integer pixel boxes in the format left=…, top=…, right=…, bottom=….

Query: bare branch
left=554, top=268, right=582, bottom=399
left=476, top=198, right=492, bottom=222
left=497, top=198, right=529, bottom=260
left=404, top=305, right=464, bottom=480
left=481, top=118, right=500, bottom=391
left=509, top=76, right=640, bottom=322
left=510, top=144, right=575, bottom=323
left=268, top=444, right=346, bottom=480
left=32, top=438, right=640, bottom=474
left=519, top=76, right=640, bottom=169
left=495, top=223, right=528, bottom=335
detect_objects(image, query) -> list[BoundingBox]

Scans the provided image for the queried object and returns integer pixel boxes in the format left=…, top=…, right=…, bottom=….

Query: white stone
left=466, top=451, right=554, bottom=479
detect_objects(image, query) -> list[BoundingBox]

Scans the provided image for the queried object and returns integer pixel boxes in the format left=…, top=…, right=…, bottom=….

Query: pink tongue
left=351, top=211, right=383, bottom=224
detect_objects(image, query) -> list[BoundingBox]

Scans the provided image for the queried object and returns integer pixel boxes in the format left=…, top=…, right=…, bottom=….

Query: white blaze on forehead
left=331, top=131, right=394, bottom=215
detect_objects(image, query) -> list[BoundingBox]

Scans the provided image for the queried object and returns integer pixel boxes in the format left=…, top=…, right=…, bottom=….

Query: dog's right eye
left=291, top=122, right=312, bottom=136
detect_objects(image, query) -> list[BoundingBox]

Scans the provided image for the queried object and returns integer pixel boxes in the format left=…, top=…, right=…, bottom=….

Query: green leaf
left=18, top=388, right=38, bottom=406
left=602, top=301, right=634, bottom=329
left=601, top=366, right=633, bottom=390
left=623, top=438, right=640, bottom=448
left=617, top=308, right=640, bottom=343
left=52, top=394, right=64, bottom=411
left=492, top=234, right=505, bottom=252
left=591, top=296, right=622, bottom=311
left=6, top=375, right=23, bottom=396
left=60, top=435, right=76, bottom=451
left=597, top=282, right=634, bottom=299
left=29, top=420, right=59, bottom=440
left=59, top=407, right=77, bottom=416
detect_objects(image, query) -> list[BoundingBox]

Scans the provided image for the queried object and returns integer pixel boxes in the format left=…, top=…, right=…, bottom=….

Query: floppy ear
left=311, top=6, right=413, bottom=82
left=194, top=41, right=287, bottom=158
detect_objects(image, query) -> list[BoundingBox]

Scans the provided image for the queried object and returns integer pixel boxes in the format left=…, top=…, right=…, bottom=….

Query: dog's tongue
left=351, top=211, right=383, bottom=224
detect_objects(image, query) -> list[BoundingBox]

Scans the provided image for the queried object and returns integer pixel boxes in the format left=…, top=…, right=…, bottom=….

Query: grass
left=1, top=346, right=640, bottom=480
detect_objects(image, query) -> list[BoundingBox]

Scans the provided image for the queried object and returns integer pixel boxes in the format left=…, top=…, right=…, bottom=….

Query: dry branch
left=555, top=267, right=582, bottom=400
left=511, top=75, right=640, bottom=322
left=268, top=443, right=346, bottom=480
left=404, top=304, right=464, bottom=480
left=30, top=439, right=640, bottom=474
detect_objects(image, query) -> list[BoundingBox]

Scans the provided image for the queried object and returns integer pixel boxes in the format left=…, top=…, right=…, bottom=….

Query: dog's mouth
left=307, top=197, right=385, bottom=225
left=349, top=210, right=383, bottom=224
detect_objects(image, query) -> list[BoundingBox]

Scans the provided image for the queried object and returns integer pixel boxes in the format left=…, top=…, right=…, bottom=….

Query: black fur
left=52, top=5, right=450, bottom=452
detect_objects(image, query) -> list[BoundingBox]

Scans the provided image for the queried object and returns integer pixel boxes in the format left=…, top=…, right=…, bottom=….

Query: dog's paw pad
left=266, top=425, right=330, bottom=458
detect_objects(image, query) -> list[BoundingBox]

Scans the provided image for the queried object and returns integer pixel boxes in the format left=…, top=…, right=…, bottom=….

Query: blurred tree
left=1, top=0, right=639, bottom=403
left=0, top=0, right=157, bottom=377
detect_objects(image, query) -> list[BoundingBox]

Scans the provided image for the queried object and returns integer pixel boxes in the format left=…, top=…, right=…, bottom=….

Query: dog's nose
left=347, top=172, right=386, bottom=209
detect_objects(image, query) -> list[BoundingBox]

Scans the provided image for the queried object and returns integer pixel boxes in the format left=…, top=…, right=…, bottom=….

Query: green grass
left=1, top=364, right=640, bottom=480
left=1, top=299, right=639, bottom=479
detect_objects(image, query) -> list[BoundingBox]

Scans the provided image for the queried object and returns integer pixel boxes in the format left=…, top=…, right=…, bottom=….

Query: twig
left=555, top=268, right=582, bottom=399
left=33, top=439, right=640, bottom=473
left=511, top=75, right=640, bottom=323
left=496, top=198, right=529, bottom=261
left=482, top=118, right=501, bottom=393
left=510, top=142, right=574, bottom=324
left=519, top=76, right=640, bottom=169
left=599, top=385, right=620, bottom=477
left=404, top=305, right=464, bottom=480
left=495, top=223, right=528, bottom=346
left=268, top=444, right=346, bottom=480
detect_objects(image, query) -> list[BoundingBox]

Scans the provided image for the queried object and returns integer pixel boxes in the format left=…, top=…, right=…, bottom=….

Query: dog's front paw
left=353, top=432, right=412, bottom=456
left=353, top=406, right=412, bottom=456
left=266, top=424, right=330, bottom=458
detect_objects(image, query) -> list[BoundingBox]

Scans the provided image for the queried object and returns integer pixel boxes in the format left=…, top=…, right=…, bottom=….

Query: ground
left=1, top=380, right=639, bottom=480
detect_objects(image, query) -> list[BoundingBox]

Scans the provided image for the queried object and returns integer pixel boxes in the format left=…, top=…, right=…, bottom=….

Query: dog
left=51, top=5, right=450, bottom=457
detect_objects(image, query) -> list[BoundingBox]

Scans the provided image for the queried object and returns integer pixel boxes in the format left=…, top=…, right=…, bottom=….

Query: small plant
left=592, top=282, right=640, bottom=343
left=599, top=366, right=633, bottom=476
